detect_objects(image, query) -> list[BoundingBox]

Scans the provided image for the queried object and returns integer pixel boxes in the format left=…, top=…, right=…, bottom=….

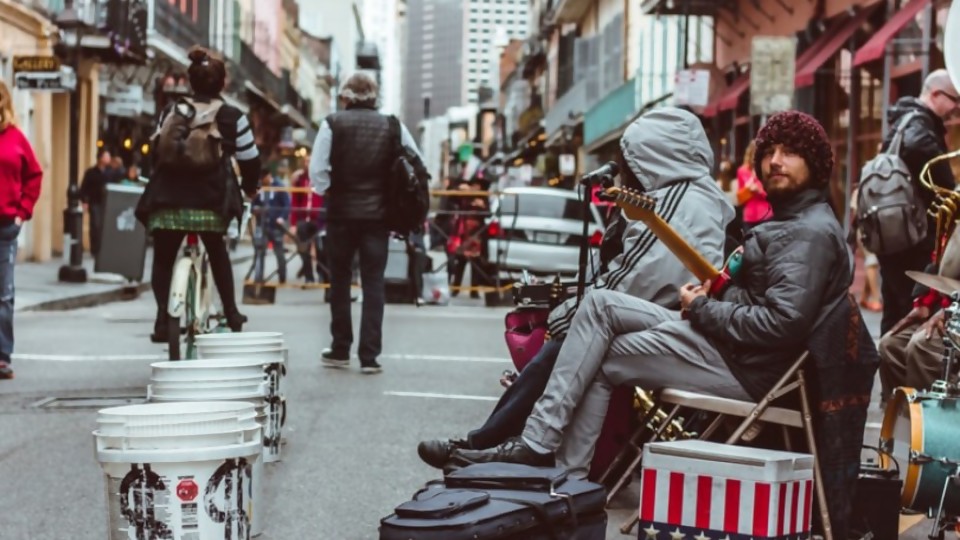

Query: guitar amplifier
left=511, top=279, right=578, bottom=308
left=848, top=464, right=901, bottom=540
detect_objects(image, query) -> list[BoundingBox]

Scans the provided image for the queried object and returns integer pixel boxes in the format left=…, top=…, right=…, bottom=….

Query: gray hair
left=339, top=72, right=379, bottom=106
left=922, top=69, right=956, bottom=96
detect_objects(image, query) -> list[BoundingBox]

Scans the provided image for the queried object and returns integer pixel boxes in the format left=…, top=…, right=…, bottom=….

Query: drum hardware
left=929, top=465, right=960, bottom=540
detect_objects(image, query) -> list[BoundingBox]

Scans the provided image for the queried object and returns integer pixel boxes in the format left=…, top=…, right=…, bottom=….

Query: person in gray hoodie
left=418, top=107, right=735, bottom=469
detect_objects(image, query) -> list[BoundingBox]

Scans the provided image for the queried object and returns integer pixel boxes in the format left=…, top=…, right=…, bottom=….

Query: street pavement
left=0, top=252, right=937, bottom=540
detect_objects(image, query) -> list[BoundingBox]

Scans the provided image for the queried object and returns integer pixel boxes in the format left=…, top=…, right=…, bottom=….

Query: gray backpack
left=856, top=111, right=926, bottom=255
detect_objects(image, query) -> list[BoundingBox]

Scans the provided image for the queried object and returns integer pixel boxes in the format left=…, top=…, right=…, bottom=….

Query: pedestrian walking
left=252, top=169, right=291, bottom=284
left=79, top=149, right=113, bottom=260
left=308, top=72, right=425, bottom=374
left=290, top=156, right=326, bottom=284
left=0, top=80, right=44, bottom=380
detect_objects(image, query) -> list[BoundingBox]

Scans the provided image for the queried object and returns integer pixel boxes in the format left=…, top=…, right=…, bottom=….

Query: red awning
left=795, top=3, right=882, bottom=87
left=852, top=0, right=930, bottom=67
left=702, top=73, right=750, bottom=117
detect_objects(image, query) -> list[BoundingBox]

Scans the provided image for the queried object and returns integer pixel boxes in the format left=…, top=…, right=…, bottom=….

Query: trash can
left=94, top=183, right=148, bottom=282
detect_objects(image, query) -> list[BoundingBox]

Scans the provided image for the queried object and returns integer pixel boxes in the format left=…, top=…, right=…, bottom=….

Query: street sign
left=104, top=82, right=144, bottom=118
left=15, top=71, right=74, bottom=92
left=674, top=69, right=711, bottom=108
left=750, top=36, right=797, bottom=116
left=12, top=55, right=61, bottom=73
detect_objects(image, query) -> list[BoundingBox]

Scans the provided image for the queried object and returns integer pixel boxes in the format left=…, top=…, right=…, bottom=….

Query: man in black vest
left=308, top=73, right=423, bottom=374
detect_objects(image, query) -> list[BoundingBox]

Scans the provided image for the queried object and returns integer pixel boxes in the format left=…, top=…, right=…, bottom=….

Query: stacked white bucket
left=93, top=332, right=287, bottom=539
left=93, top=402, right=263, bottom=539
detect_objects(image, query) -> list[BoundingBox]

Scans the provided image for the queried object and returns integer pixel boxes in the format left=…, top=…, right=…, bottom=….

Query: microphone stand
left=576, top=175, right=614, bottom=305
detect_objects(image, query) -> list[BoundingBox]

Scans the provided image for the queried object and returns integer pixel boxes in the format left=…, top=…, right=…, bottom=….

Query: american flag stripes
left=638, top=467, right=813, bottom=540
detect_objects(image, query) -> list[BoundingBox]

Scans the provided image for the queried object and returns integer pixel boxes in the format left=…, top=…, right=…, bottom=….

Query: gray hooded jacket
left=547, top=108, right=735, bottom=337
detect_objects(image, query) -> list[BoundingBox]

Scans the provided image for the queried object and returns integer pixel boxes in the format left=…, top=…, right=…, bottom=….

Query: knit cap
left=753, top=110, right=834, bottom=187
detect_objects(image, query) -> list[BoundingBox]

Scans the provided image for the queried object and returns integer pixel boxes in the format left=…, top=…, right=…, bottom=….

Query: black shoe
left=321, top=348, right=350, bottom=369
left=450, top=437, right=554, bottom=468
left=418, top=438, right=470, bottom=469
left=150, top=315, right=169, bottom=343
left=226, top=312, right=248, bottom=332
left=360, top=360, right=383, bottom=374
left=0, top=361, right=13, bottom=380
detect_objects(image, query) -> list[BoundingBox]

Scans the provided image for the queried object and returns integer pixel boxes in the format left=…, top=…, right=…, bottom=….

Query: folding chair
left=599, top=351, right=834, bottom=540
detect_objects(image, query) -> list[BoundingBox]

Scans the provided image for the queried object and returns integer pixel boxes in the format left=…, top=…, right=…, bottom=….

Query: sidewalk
left=15, top=243, right=256, bottom=312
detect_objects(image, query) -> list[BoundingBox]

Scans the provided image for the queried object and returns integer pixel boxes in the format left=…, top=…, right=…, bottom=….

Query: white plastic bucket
left=194, top=331, right=283, bottom=344
left=94, top=402, right=264, bottom=540
left=197, top=346, right=284, bottom=362
left=150, top=359, right=267, bottom=382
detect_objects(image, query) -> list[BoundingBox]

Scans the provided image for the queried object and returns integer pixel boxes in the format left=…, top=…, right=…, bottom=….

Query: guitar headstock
left=602, top=186, right=657, bottom=221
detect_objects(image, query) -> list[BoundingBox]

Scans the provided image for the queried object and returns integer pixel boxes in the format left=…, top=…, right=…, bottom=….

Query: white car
left=487, top=186, right=605, bottom=276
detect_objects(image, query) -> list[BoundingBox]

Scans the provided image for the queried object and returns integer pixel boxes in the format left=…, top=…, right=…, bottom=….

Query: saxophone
left=633, top=387, right=695, bottom=440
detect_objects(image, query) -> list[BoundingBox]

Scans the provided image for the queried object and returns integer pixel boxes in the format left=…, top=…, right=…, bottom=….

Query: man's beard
left=763, top=173, right=810, bottom=203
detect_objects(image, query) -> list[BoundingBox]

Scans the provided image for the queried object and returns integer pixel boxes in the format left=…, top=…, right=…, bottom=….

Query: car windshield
left=499, top=193, right=587, bottom=221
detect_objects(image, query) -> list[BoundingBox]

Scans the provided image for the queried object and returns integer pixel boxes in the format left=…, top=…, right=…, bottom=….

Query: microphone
left=581, top=161, right=619, bottom=184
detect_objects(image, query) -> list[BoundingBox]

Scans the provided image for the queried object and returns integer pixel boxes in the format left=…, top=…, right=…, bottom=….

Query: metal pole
left=58, top=28, right=87, bottom=283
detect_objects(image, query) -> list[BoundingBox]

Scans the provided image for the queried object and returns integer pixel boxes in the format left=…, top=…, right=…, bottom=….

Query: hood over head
left=619, top=107, right=714, bottom=192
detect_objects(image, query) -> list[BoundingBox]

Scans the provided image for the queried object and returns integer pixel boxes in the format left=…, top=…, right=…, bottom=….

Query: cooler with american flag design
left=638, top=440, right=814, bottom=540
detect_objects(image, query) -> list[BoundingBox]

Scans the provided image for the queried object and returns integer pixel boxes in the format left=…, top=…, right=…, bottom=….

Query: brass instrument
left=633, top=386, right=695, bottom=440
left=920, top=148, right=960, bottom=264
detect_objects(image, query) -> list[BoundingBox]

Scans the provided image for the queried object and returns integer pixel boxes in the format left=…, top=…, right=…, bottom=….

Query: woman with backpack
left=136, top=47, right=261, bottom=342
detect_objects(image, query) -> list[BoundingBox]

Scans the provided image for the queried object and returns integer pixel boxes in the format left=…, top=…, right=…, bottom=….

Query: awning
left=852, top=0, right=930, bottom=67
left=795, top=4, right=881, bottom=87
left=244, top=80, right=281, bottom=112
left=702, top=73, right=750, bottom=117
left=281, top=104, right=310, bottom=130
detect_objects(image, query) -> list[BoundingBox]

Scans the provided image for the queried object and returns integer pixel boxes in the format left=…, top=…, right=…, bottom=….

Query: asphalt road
left=0, top=268, right=934, bottom=540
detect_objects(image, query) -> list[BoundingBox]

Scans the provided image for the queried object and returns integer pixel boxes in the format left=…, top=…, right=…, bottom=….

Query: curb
left=20, top=253, right=256, bottom=313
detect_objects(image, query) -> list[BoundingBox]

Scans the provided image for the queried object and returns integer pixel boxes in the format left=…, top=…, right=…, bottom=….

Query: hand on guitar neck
left=603, top=185, right=743, bottom=299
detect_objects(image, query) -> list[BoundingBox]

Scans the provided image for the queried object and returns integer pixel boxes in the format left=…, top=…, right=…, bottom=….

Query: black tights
left=151, top=230, right=240, bottom=321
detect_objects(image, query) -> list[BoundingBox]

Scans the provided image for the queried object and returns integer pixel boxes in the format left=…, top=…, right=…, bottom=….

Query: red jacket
left=289, top=171, right=324, bottom=228
left=0, top=125, right=42, bottom=220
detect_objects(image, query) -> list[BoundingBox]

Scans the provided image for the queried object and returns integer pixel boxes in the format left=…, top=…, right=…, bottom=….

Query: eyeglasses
left=939, top=90, right=960, bottom=106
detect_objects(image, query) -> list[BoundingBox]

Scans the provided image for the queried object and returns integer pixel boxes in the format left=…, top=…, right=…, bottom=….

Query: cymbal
left=905, top=271, right=960, bottom=295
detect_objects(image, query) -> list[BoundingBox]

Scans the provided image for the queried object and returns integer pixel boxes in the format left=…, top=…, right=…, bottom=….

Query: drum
left=880, top=387, right=960, bottom=514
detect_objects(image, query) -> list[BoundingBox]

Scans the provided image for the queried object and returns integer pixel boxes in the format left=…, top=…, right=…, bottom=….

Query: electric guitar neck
left=603, top=186, right=739, bottom=296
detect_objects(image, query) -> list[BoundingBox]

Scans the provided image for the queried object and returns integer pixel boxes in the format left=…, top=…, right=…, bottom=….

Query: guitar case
left=379, top=463, right=607, bottom=540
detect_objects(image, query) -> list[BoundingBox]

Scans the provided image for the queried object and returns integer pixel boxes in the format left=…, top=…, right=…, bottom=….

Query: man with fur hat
left=451, top=111, right=854, bottom=479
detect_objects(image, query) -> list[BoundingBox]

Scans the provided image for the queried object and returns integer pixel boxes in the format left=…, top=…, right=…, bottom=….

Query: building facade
left=403, top=0, right=465, bottom=131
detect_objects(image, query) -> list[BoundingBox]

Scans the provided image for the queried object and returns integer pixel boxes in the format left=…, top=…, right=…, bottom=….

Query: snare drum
left=880, top=387, right=960, bottom=514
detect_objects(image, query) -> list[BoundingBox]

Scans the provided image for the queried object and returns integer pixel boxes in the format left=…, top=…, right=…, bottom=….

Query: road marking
left=12, top=353, right=166, bottom=362
left=384, top=391, right=499, bottom=402
left=380, top=354, right=509, bottom=363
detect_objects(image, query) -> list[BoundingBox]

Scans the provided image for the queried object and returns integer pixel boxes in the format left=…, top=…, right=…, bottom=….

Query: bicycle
left=166, top=202, right=252, bottom=360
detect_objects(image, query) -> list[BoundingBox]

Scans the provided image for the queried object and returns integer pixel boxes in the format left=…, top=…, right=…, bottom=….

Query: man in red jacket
left=0, top=80, right=43, bottom=379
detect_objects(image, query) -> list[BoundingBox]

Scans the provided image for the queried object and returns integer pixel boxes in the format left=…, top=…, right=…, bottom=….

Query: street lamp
left=56, top=4, right=90, bottom=283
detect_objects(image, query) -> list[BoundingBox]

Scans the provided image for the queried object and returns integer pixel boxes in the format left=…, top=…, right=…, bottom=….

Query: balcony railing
left=584, top=78, right=637, bottom=148
left=154, top=0, right=211, bottom=51
left=239, top=41, right=283, bottom=102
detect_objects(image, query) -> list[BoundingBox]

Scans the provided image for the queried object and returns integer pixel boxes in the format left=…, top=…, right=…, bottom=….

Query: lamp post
left=56, top=5, right=89, bottom=283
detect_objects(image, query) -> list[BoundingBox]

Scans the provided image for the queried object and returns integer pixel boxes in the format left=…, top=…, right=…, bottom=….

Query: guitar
left=602, top=186, right=742, bottom=297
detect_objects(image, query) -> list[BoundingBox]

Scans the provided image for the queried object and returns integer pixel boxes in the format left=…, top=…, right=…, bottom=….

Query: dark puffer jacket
left=687, top=189, right=852, bottom=400
left=884, top=97, right=955, bottom=243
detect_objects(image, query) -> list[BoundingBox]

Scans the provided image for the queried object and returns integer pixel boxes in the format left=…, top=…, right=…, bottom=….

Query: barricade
left=240, top=185, right=523, bottom=306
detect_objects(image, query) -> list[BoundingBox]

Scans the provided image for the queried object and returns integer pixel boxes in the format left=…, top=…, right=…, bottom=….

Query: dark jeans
left=0, top=221, right=20, bottom=363
left=878, top=240, right=933, bottom=335
left=151, top=230, right=240, bottom=322
left=253, top=224, right=287, bottom=283
left=88, top=203, right=104, bottom=260
left=468, top=339, right=563, bottom=449
left=327, top=220, right=389, bottom=362
left=296, top=221, right=325, bottom=282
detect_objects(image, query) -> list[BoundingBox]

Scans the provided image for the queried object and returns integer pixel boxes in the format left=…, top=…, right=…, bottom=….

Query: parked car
left=487, top=186, right=605, bottom=277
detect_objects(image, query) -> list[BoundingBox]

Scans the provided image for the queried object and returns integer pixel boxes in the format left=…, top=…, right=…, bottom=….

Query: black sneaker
left=360, top=360, right=382, bottom=374
left=321, top=348, right=349, bottom=369
left=417, top=438, right=470, bottom=469
left=450, top=436, right=554, bottom=468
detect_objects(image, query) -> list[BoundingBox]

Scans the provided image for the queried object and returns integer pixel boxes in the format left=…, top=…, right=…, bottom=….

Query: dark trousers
left=88, top=203, right=104, bottom=259
left=151, top=230, right=240, bottom=322
left=468, top=339, right=563, bottom=449
left=296, top=221, right=325, bottom=282
left=327, top=220, right=389, bottom=361
left=253, top=224, right=287, bottom=283
left=878, top=240, right=933, bottom=335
